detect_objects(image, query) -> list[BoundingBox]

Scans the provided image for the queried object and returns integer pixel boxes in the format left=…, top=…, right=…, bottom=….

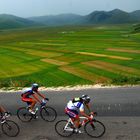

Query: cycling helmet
left=32, top=83, right=39, bottom=91
left=81, top=95, right=90, bottom=103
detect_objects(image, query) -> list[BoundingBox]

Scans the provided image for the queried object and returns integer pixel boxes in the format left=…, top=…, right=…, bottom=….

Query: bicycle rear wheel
left=40, top=106, right=57, bottom=122
left=84, top=119, right=105, bottom=138
left=17, top=107, right=32, bottom=122
left=1, top=120, right=20, bottom=137
left=55, top=120, right=74, bottom=137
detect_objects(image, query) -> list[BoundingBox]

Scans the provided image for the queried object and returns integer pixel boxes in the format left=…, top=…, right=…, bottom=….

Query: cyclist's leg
left=0, top=106, right=6, bottom=113
left=22, top=97, right=36, bottom=110
left=0, top=106, right=10, bottom=117
left=72, top=113, right=81, bottom=128
left=0, top=106, right=5, bottom=120
left=65, top=108, right=80, bottom=128
left=22, top=97, right=37, bottom=114
left=0, top=106, right=11, bottom=123
left=30, top=100, right=36, bottom=110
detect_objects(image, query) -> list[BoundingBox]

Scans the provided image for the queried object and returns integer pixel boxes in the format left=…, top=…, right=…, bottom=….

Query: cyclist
left=21, top=83, right=48, bottom=114
left=65, top=95, right=94, bottom=133
left=0, top=106, right=10, bottom=123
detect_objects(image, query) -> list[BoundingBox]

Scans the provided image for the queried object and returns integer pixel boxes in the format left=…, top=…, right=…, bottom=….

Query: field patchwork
left=0, top=25, right=140, bottom=87
left=107, top=48, right=140, bottom=54
left=41, top=58, right=69, bottom=66
left=19, top=42, right=66, bottom=46
left=27, top=50, right=63, bottom=58
left=76, top=52, right=133, bottom=60
left=82, top=60, right=140, bottom=76
left=59, top=65, right=109, bottom=83
left=0, top=55, right=43, bottom=78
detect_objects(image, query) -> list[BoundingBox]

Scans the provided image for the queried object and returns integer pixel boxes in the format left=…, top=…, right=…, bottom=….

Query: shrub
left=112, top=76, right=140, bottom=85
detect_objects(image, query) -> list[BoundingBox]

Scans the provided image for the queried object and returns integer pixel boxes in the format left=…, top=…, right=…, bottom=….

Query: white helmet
left=81, top=95, right=90, bottom=103
left=32, top=83, right=39, bottom=90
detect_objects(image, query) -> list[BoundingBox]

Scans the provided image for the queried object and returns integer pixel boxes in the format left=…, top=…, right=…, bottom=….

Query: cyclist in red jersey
left=21, top=83, right=48, bottom=114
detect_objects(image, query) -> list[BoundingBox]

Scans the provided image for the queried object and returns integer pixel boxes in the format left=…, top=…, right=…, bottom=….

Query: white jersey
left=21, top=88, right=32, bottom=94
left=67, top=100, right=84, bottom=111
left=21, top=88, right=36, bottom=98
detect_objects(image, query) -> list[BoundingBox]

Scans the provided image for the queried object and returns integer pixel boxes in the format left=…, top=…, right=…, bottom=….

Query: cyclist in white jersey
left=65, top=95, right=94, bottom=133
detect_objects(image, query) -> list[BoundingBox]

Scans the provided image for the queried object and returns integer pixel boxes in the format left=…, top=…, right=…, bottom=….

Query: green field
left=0, top=24, right=140, bottom=88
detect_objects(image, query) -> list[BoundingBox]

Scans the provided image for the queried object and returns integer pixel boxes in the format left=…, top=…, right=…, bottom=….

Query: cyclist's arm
left=32, top=94, right=41, bottom=103
left=85, top=103, right=96, bottom=115
left=80, top=109, right=91, bottom=120
left=79, top=104, right=90, bottom=120
left=36, top=91, right=45, bottom=99
left=85, top=103, right=91, bottom=113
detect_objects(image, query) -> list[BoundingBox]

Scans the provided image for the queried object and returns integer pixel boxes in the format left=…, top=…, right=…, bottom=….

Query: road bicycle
left=17, top=99, right=57, bottom=122
left=55, top=113, right=105, bottom=138
left=0, top=112, right=20, bottom=137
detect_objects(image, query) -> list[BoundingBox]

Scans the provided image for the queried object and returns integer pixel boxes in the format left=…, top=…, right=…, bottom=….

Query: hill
left=28, top=13, right=83, bottom=26
left=0, top=14, right=41, bottom=30
left=130, top=10, right=140, bottom=18
left=85, top=9, right=139, bottom=24
left=1, top=9, right=140, bottom=29
left=29, top=9, right=140, bottom=26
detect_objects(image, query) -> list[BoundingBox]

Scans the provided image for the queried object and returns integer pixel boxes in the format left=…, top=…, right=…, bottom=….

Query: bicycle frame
left=27, top=100, right=47, bottom=114
left=0, top=115, right=7, bottom=123
left=64, top=116, right=90, bottom=132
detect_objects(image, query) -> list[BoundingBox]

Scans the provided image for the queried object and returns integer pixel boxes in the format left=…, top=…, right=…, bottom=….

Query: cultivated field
left=0, top=25, right=140, bottom=87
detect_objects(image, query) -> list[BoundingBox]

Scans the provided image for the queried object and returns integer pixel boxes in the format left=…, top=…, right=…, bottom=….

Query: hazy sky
left=0, top=0, right=140, bottom=17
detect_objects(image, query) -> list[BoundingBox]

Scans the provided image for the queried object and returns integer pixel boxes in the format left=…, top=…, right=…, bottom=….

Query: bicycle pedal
left=34, top=116, right=38, bottom=119
left=41, top=106, right=45, bottom=109
left=74, top=129, right=82, bottom=134
left=32, top=115, right=37, bottom=119
left=78, top=131, right=83, bottom=134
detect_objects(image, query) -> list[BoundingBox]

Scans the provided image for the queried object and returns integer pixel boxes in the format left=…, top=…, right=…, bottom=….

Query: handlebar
left=93, top=112, right=97, bottom=116
left=41, top=98, right=49, bottom=107
left=89, top=112, right=97, bottom=116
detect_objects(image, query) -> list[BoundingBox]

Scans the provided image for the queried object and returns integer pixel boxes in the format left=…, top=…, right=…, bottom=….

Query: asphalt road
left=0, top=86, right=140, bottom=140
left=0, top=116, right=140, bottom=140
left=0, top=86, right=140, bottom=116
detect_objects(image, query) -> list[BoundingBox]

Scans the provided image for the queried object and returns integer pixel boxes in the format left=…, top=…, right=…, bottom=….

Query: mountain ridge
left=28, top=9, right=140, bottom=26
left=0, top=14, right=42, bottom=30
left=0, top=9, right=140, bottom=29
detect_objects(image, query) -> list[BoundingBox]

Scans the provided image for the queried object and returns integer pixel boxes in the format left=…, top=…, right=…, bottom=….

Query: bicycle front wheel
left=1, top=120, right=20, bottom=137
left=17, top=107, right=32, bottom=122
left=84, top=119, right=105, bottom=138
left=40, top=106, right=57, bottom=122
left=55, top=120, right=74, bottom=137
